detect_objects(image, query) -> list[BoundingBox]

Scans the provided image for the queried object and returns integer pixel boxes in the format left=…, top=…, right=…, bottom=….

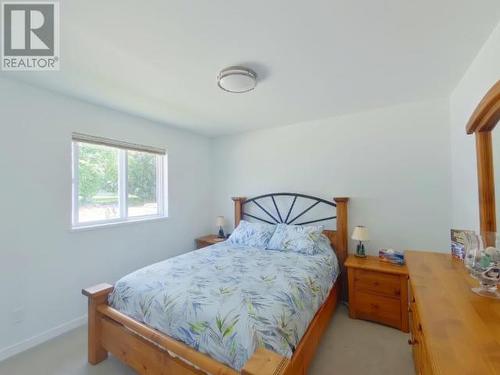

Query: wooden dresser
left=406, top=251, right=500, bottom=375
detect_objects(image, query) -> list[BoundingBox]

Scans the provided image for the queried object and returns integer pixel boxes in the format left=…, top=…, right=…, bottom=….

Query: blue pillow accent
left=315, top=233, right=335, bottom=254
left=228, top=220, right=276, bottom=249
left=266, top=223, right=324, bottom=255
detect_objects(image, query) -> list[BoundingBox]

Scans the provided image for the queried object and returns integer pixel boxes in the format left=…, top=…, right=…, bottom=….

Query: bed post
left=333, top=197, right=349, bottom=266
left=232, top=197, right=246, bottom=227
left=242, top=348, right=289, bottom=375
left=82, top=283, right=113, bottom=364
left=333, top=197, right=349, bottom=303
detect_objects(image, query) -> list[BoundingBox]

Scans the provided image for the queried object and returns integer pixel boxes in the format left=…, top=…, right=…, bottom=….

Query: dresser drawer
left=353, top=290, right=402, bottom=329
left=354, top=269, right=401, bottom=298
left=409, top=284, right=434, bottom=375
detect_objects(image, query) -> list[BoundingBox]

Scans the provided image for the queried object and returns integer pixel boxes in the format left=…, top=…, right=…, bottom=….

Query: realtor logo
left=2, top=1, right=59, bottom=70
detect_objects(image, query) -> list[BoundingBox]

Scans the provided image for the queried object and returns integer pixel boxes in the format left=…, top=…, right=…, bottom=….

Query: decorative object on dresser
left=216, top=216, right=226, bottom=238
left=195, top=234, right=225, bottom=249
left=464, top=231, right=500, bottom=299
left=406, top=251, right=500, bottom=375
left=345, top=255, right=409, bottom=332
left=451, top=229, right=475, bottom=260
left=351, top=226, right=369, bottom=257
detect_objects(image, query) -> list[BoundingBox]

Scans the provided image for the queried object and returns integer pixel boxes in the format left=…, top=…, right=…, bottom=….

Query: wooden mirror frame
left=466, top=80, right=500, bottom=234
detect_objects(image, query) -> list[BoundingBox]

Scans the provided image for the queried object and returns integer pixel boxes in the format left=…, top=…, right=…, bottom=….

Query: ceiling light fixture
left=217, top=66, right=257, bottom=93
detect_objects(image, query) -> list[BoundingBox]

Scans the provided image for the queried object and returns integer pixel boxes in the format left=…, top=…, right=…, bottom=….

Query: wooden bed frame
left=83, top=195, right=349, bottom=375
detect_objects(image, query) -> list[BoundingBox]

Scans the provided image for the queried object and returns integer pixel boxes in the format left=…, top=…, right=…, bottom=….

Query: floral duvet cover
left=109, top=239, right=339, bottom=370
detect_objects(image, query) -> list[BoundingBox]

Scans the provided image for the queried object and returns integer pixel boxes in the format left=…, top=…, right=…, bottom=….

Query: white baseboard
left=0, top=315, right=87, bottom=362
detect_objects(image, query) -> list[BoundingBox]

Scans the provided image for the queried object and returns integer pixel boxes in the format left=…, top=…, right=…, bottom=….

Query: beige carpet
left=0, top=305, right=414, bottom=375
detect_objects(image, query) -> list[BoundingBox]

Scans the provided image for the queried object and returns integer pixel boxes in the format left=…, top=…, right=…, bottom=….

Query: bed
left=83, top=194, right=349, bottom=375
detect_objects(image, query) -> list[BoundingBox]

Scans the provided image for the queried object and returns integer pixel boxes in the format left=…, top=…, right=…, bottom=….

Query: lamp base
left=218, top=227, right=225, bottom=239
left=355, top=242, right=366, bottom=258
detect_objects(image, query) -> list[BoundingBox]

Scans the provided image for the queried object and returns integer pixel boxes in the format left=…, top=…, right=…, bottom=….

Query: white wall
left=0, top=78, right=213, bottom=359
left=212, top=100, right=451, bottom=254
left=450, top=20, right=500, bottom=231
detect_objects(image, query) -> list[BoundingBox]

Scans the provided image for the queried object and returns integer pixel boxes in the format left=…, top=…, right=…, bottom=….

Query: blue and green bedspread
left=109, top=239, right=339, bottom=370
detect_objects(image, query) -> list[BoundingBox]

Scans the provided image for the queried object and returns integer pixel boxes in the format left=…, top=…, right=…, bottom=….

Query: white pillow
left=228, top=220, right=276, bottom=248
left=266, top=223, right=324, bottom=255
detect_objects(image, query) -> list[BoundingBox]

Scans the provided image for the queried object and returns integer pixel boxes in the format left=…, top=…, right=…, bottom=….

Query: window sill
left=71, top=215, right=168, bottom=232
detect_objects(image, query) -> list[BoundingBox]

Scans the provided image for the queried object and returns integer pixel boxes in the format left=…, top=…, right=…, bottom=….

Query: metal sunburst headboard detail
left=232, top=194, right=349, bottom=268
left=239, top=193, right=337, bottom=226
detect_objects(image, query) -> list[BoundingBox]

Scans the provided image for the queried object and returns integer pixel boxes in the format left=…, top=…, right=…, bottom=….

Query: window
left=71, top=133, right=167, bottom=228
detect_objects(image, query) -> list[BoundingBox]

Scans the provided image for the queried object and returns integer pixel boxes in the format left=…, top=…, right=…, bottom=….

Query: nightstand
left=195, top=234, right=226, bottom=249
left=345, top=255, right=409, bottom=332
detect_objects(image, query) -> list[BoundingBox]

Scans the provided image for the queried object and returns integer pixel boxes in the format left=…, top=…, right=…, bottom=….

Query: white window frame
left=71, top=139, right=167, bottom=230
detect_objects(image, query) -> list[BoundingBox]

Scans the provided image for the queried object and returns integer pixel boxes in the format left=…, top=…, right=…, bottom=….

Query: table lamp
left=216, top=216, right=225, bottom=238
left=352, top=226, right=369, bottom=257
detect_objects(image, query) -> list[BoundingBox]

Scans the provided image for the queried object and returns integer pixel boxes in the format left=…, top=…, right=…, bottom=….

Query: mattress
left=108, top=238, right=339, bottom=370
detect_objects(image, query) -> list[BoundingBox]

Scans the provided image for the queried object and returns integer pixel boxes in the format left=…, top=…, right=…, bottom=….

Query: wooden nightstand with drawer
left=345, top=255, right=409, bottom=332
left=195, top=234, right=225, bottom=249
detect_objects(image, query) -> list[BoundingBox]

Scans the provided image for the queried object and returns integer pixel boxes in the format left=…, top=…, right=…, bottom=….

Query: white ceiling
left=3, top=0, right=500, bottom=136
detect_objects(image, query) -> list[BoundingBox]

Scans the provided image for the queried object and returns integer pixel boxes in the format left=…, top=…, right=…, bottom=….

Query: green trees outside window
left=74, top=142, right=163, bottom=224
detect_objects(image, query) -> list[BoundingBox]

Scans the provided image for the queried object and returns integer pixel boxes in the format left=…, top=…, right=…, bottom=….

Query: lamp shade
left=351, top=226, right=369, bottom=241
left=216, top=216, right=225, bottom=227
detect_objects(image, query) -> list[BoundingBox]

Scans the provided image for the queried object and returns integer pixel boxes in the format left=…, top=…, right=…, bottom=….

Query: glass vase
left=464, top=232, right=500, bottom=299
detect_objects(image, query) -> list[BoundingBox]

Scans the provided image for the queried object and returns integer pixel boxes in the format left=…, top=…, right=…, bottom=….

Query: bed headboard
left=231, top=194, right=349, bottom=268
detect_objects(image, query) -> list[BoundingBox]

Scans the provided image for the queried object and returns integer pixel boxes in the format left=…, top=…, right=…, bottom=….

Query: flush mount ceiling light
left=217, top=66, right=257, bottom=93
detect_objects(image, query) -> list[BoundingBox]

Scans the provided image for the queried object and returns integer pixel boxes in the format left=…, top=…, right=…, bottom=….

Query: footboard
left=82, top=284, right=290, bottom=375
